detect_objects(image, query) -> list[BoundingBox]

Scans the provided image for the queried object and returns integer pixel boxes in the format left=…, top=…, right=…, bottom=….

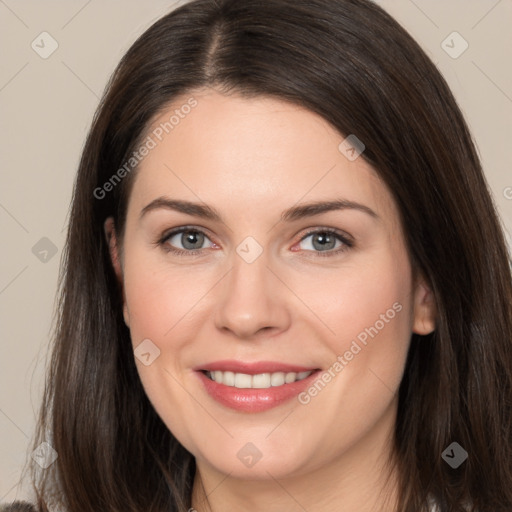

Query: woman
left=4, top=0, right=511, bottom=510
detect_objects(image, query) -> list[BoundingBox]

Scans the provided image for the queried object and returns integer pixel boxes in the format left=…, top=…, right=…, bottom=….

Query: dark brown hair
left=16, top=0, right=512, bottom=510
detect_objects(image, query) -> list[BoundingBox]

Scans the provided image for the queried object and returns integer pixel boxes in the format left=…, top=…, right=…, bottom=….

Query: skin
left=105, top=89, right=436, bottom=512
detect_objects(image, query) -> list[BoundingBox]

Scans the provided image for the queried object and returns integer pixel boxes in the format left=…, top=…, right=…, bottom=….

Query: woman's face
left=106, top=89, right=435, bottom=481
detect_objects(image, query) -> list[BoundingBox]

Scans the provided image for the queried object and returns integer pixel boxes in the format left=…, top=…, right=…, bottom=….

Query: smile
left=196, top=362, right=322, bottom=412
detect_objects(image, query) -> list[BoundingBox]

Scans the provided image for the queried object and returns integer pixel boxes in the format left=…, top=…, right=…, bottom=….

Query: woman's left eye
left=158, top=227, right=353, bottom=257
left=295, top=229, right=353, bottom=257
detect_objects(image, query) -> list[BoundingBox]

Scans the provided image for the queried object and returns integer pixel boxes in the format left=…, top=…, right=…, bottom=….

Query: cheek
left=122, top=246, right=209, bottom=345
left=304, top=245, right=414, bottom=398
left=290, top=250, right=414, bottom=454
left=123, top=273, right=171, bottom=344
left=121, top=251, right=202, bottom=425
left=297, top=249, right=413, bottom=349
left=341, top=266, right=410, bottom=346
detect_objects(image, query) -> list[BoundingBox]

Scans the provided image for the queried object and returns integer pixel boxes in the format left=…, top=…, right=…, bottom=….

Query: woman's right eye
left=160, top=228, right=216, bottom=256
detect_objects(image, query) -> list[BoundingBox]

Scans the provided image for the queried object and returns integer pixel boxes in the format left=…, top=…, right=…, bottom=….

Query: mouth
left=194, top=360, right=322, bottom=412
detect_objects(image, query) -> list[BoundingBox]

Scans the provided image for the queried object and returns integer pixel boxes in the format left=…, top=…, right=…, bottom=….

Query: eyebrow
left=139, top=197, right=378, bottom=223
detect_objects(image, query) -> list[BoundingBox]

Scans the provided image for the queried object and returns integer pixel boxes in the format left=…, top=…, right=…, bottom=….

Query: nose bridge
left=230, top=244, right=269, bottom=297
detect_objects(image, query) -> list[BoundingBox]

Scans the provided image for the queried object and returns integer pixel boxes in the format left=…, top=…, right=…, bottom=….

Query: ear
left=412, top=275, right=436, bottom=335
left=104, top=217, right=130, bottom=327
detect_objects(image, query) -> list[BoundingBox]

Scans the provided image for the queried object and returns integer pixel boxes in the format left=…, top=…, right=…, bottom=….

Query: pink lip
left=194, top=359, right=317, bottom=375
left=193, top=361, right=321, bottom=413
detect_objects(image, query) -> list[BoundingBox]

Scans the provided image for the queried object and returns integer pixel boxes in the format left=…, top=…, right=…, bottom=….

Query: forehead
left=127, top=89, right=395, bottom=223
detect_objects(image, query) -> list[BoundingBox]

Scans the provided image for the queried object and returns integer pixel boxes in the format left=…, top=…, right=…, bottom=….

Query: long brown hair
left=18, top=0, right=512, bottom=510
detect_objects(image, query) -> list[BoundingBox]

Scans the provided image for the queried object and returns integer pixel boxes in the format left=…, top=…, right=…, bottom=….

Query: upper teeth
left=206, top=370, right=313, bottom=389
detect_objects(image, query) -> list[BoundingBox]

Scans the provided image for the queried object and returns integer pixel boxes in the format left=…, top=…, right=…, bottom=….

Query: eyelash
left=157, top=225, right=354, bottom=258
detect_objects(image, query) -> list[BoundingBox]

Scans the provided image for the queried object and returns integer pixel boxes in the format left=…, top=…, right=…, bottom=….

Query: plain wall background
left=1, top=0, right=511, bottom=503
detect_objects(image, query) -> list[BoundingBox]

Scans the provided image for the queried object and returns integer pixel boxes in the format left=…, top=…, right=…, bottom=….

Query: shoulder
left=0, top=502, right=38, bottom=512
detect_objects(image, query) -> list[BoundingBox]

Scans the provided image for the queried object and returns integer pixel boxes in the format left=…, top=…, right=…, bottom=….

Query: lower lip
left=196, top=370, right=321, bottom=413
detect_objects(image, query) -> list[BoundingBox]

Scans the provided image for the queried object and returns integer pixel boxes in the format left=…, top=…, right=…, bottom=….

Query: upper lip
left=194, top=360, right=319, bottom=375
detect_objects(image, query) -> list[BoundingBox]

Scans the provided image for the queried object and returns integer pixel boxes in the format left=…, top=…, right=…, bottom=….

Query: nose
left=214, top=249, right=291, bottom=340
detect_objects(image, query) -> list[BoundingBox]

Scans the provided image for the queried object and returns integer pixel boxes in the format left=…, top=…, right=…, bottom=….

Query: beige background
left=1, top=0, right=511, bottom=503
